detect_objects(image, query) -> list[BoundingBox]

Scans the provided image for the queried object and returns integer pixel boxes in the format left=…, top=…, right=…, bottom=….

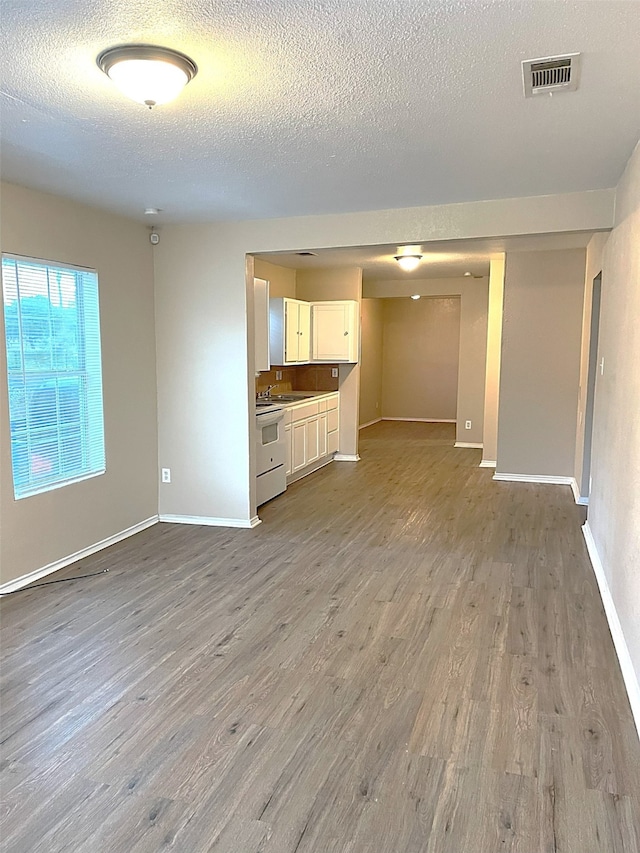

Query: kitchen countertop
left=255, top=390, right=338, bottom=412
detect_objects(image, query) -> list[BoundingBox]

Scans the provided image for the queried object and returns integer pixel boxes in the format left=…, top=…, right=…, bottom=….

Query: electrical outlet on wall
left=465, top=420, right=472, bottom=430
left=331, top=368, right=339, bottom=378
left=161, top=468, right=171, bottom=483
left=275, top=370, right=282, bottom=380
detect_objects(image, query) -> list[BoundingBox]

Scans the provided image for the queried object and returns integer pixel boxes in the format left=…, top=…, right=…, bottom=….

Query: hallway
left=1, top=422, right=638, bottom=851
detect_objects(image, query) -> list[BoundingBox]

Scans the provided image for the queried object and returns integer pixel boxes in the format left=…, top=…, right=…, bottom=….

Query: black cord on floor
left=0, top=568, right=109, bottom=596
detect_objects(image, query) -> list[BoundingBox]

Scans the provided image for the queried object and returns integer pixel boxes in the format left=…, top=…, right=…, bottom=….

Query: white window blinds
left=2, top=255, right=106, bottom=499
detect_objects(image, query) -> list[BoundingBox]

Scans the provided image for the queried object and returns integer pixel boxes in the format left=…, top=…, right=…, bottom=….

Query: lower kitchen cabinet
left=284, top=393, right=339, bottom=483
left=292, top=420, right=307, bottom=472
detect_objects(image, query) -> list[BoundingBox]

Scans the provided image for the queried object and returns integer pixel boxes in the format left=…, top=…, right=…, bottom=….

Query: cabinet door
left=292, top=421, right=307, bottom=471
left=285, top=424, right=292, bottom=476
left=312, top=302, right=356, bottom=361
left=284, top=299, right=300, bottom=362
left=254, top=278, right=270, bottom=372
left=318, top=413, right=328, bottom=458
left=306, top=416, right=320, bottom=464
left=297, top=301, right=311, bottom=362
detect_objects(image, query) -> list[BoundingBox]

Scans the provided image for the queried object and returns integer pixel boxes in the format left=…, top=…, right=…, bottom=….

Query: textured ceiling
left=257, top=230, right=596, bottom=280
left=1, top=1, right=639, bottom=224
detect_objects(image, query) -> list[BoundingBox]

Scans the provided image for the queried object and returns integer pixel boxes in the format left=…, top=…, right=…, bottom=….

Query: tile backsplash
left=256, top=364, right=339, bottom=394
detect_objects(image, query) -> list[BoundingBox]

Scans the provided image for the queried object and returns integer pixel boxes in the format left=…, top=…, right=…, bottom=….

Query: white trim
left=454, top=442, right=483, bottom=449
left=382, top=417, right=456, bottom=423
left=493, top=473, right=574, bottom=485
left=359, top=418, right=382, bottom=429
left=570, top=477, right=589, bottom=506
left=159, top=514, right=261, bottom=528
left=0, top=515, right=158, bottom=595
left=333, top=454, right=361, bottom=462
left=479, top=460, right=497, bottom=468
left=582, top=522, right=640, bottom=739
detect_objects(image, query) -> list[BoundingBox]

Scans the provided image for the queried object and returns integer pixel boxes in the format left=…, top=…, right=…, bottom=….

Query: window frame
left=2, top=253, right=106, bottom=500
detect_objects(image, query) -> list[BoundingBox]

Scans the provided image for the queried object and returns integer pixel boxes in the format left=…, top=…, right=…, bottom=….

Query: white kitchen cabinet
left=284, top=424, right=292, bottom=476
left=285, top=393, right=339, bottom=483
left=318, top=413, right=328, bottom=457
left=269, top=297, right=311, bottom=364
left=292, top=420, right=307, bottom=472
left=311, top=300, right=358, bottom=363
left=306, top=416, right=320, bottom=465
left=254, top=278, right=270, bottom=373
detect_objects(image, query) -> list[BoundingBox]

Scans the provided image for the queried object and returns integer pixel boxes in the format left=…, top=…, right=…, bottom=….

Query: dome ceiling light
left=97, top=44, right=197, bottom=108
left=394, top=247, right=423, bottom=273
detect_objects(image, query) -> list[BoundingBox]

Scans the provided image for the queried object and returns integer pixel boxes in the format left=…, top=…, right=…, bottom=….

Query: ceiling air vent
left=522, top=53, right=581, bottom=97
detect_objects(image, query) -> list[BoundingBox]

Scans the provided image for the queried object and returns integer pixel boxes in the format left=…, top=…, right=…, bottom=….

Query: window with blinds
left=2, top=255, right=105, bottom=499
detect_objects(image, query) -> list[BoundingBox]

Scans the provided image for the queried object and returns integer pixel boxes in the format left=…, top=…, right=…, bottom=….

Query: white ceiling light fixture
left=410, top=294, right=421, bottom=300
left=394, top=247, right=423, bottom=273
left=97, top=44, right=197, bottom=108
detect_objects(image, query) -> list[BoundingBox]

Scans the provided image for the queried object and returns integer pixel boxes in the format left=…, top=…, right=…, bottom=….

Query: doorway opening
left=580, top=272, right=602, bottom=501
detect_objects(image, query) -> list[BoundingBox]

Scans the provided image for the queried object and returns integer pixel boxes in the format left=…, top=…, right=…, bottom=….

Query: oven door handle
left=256, top=410, right=284, bottom=428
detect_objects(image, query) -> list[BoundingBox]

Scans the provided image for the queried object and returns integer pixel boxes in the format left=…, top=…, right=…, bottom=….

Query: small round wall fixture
left=411, top=294, right=421, bottom=300
left=97, top=44, right=197, bottom=108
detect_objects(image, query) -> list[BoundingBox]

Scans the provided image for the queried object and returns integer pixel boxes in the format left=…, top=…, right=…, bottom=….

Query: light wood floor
left=1, top=422, right=639, bottom=852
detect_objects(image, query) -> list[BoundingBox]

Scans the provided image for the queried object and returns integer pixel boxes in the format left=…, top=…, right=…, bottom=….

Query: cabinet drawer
left=290, top=401, right=319, bottom=422
left=327, top=408, right=339, bottom=432
left=326, top=394, right=339, bottom=411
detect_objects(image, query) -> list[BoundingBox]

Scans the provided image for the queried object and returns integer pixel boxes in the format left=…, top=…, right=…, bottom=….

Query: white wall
left=359, top=298, right=384, bottom=426
left=364, top=277, right=488, bottom=444
left=573, top=232, right=610, bottom=497
left=587, top=139, right=640, bottom=698
left=481, top=256, right=505, bottom=465
left=496, top=249, right=586, bottom=478
left=0, top=183, right=158, bottom=585
left=253, top=258, right=296, bottom=298
left=380, top=297, right=461, bottom=421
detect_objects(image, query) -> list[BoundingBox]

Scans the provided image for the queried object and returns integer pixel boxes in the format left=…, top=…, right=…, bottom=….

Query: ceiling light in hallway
left=394, top=247, right=423, bottom=272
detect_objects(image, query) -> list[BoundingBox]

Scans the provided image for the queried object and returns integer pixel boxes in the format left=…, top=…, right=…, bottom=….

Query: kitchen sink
left=268, top=394, right=315, bottom=402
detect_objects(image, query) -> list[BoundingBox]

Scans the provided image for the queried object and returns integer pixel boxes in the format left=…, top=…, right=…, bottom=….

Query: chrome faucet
left=257, top=384, right=279, bottom=400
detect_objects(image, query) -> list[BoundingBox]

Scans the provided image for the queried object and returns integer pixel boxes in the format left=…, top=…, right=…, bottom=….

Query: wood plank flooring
left=1, top=421, right=639, bottom=852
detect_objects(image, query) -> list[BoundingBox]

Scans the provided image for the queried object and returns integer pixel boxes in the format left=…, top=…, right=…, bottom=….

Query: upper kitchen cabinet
left=254, top=278, right=270, bottom=373
left=270, top=297, right=311, bottom=364
left=311, top=300, right=359, bottom=362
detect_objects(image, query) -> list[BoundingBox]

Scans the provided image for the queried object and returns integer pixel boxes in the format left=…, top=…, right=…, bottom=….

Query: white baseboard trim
left=159, top=514, right=260, bottom=528
left=359, top=418, right=382, bottom=429
left=0, top=515, right=159, bottom=595
left=582, top=522, right=640, bottom=739
left=382, top=417, right=456, bottom=423
left=454, top=442, right=483, bottom=449
left=479, top=460, right=497, bottom=468
left=570, top=477, right=589, bottom=506
left=333, top=454, right=361, bottom=462
left=493, top=473, right=574, bottom=486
